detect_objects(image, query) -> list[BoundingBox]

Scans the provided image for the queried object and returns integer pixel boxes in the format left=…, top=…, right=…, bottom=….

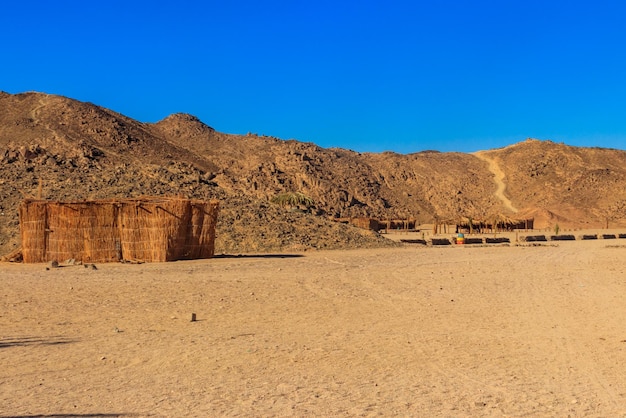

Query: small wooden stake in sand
left=191, top=313, right=197, bottom=322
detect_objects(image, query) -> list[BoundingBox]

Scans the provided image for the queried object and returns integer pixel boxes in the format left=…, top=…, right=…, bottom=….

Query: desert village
left=6, top=189, right=625, bottom=265
left=5, top=184, right=624, bottom=265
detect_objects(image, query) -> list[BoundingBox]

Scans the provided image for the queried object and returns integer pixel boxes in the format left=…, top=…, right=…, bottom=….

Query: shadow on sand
left=213, top=254, right=304, bottom=259
left=0, top=336, right=78, bottom=349
left=1, top=415, right=139, bottom=418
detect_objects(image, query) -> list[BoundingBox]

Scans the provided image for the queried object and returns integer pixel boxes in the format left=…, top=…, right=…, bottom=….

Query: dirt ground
left=3, top=236, right=626, bottom=417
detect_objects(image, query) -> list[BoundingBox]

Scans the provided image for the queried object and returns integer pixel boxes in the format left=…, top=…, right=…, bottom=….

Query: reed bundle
left=19, top=197, right=219, bottom=263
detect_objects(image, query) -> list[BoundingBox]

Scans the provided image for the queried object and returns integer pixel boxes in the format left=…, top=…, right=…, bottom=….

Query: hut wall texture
left=19, top=198, right=219, bottom=263
left=350, top=218, right=380, bottom=231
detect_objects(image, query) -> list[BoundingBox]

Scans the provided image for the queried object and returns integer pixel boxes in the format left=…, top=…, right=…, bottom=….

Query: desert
left=3, top=234, right=626, bottom=417
left=3, top=91, right=626, bottom=416
left=4, top=1, right=626, bottom=415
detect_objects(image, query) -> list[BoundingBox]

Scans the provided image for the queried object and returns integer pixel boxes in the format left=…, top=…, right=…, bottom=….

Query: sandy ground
left=3, top=237, right=626, bottom=417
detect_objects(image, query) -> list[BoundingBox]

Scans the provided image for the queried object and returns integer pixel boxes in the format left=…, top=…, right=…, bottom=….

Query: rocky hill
left=2, top=91, right=626, bottom=256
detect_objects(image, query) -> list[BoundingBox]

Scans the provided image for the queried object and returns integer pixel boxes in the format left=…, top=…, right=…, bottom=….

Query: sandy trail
left=30, top=95, right=58, bottom=140
left=2, top=241, right=626, bottom=416
left=474, top=151, right=518, bottom=213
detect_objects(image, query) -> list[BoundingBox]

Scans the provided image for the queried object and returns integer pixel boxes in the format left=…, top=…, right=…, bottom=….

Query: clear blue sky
left=3, top=1, right=626, bottom=153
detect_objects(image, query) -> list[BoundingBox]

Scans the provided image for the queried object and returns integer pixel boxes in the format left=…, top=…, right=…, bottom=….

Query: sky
left=3, top=1, right=626, bottom=153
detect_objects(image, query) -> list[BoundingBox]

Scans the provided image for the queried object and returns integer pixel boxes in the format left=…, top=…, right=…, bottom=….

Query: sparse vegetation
left=270, top=192, right=314, bottom=211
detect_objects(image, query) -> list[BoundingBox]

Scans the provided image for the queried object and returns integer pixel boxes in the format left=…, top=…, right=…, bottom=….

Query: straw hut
left=383, top=219, right=417, bottom=231
left=333, top=217, right=416, bottom=232
left=457, top=214, right=534, bottom=233
left=349, top=217, right=381, bottom=231
left=19, top=197, right=219, bottom=263
left=486, top=214, right=534, bottom=232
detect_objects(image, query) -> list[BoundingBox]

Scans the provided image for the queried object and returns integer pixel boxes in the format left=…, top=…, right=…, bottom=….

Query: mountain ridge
left=2, top=91, right=626, bottom=255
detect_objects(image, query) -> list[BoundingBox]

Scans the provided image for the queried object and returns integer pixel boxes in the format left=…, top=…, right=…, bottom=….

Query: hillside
left=2, top=91, right=626, bottom=255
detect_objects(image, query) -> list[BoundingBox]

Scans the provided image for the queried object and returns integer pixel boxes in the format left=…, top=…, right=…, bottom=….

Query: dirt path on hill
left=474, top=151, right=518, bottom=213
left=30, top=94, right=60, bottom=142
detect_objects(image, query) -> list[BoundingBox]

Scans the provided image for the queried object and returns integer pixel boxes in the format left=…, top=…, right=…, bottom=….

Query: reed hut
left=349, top=217, right=381, bottom=231
left=383, top=219, right=417, bottom=231
left=19, top=197, right=219, bottom=263
left=457, top=215, right=534, bottom=233
left=334, top=218, right=416, bottom=232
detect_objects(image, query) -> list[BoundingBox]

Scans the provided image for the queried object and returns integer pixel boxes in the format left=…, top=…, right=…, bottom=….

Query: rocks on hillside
left=2, top=92, right=626, bottom=256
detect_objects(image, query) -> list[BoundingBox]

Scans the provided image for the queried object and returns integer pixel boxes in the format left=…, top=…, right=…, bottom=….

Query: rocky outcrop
left=2, top=92, right=626, bottom=255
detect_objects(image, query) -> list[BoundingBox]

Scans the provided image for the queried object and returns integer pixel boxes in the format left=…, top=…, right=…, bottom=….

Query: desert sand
left=3, top=238, right=626, bottom=417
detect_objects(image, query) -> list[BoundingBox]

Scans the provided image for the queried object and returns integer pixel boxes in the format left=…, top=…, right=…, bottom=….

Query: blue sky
left=3, top=1, right=626, bottom=153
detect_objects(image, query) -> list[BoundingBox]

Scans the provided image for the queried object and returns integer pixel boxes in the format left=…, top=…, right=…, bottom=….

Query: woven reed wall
left=350, top=218, right=380, bottom=231
left=19, top=197, right=219, bottom=263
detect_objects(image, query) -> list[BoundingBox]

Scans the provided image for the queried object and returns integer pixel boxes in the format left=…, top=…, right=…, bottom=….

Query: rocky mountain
left=2, top=91, right=626, bottom=256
